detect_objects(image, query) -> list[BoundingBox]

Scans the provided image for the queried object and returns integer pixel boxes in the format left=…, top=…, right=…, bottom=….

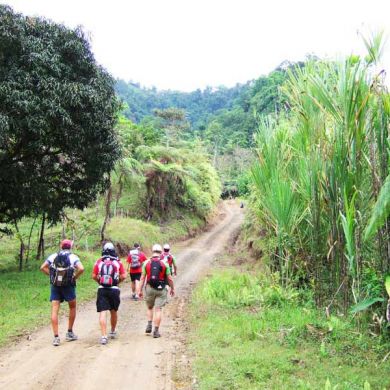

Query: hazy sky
left=3, top=0, right=390, bottom=91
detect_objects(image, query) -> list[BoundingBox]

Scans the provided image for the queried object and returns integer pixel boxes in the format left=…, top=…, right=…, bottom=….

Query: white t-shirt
left=45, top=250, right=81, bottom=268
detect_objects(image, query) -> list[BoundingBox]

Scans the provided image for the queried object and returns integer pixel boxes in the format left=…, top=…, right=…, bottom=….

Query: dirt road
left=0, top=201, right=244, bottom=390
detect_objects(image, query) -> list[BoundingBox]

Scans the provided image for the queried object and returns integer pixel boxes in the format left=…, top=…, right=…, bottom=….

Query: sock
left=154, top=326, right=159, bottom=331
left=54, top=334, right=59, bottom=337
left=68, top=329, right=72, bottom=333
left=148, top=321, right=152, bottom=325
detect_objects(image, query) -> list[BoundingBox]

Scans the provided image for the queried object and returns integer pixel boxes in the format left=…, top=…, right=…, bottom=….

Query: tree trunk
left=36, top=213, right=46, bottom=261
left=100, top=181, right=112, bottom=241
left=19, top=242, right=25, bottom=272
left=14, top=221, right=25, bottom=272
left=114, top=173, right=124, bottom=216
left=25, top=215, right=37, bottom=264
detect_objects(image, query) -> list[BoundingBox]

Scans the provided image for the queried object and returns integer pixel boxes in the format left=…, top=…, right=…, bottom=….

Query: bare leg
left=147, top=307, right=153, bottom=322
left=68, top=299, right=76, bottom=331
left=99, top=311, right=107, bottom=336
left=154, top=307, right=162, bottom=328
left=131, top=280, right=136, bottom=294
left=110, top=310, right=117, bottom=332
left=51, top=301, right=60, bottom=335
left=134, top=279, right=140, bottom=295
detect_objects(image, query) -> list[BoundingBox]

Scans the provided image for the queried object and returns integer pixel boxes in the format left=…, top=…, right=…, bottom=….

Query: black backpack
left=148, top=258, right=166, bottom=290
left=50, top=251, right=74, bottom=287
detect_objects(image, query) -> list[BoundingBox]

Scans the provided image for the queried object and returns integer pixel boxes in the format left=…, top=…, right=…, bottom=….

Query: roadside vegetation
left=188, top=254, right=390, bottom=389
left=248, top=34, right=389, bottom=318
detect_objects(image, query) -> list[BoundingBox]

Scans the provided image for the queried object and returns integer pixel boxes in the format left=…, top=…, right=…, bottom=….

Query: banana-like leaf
left=385, top=275, right=390, bottom=297
left=350, top=297, right=384, bottom=314
left=364, top=174, right=390, bottom=241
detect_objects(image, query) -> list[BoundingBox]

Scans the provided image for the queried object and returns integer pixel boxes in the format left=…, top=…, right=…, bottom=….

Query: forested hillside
left=115, top=80, right=247, bottom=129
left=115, top=61, right=298, bottom=190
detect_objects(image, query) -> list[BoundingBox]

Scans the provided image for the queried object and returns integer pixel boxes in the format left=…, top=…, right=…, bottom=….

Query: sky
left=2, top=0, right=390, bottom=91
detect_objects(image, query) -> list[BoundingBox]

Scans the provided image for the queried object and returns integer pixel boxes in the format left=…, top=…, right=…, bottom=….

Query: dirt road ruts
left=0, top=200, right=244, bottom=390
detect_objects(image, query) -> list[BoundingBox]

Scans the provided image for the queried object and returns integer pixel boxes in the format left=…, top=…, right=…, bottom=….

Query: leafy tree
left=154, top=108, right=189, bottom=147
left=0, top=5, right=120, bottom=226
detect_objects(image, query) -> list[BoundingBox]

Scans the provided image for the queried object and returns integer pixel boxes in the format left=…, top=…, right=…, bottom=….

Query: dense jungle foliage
left=115, top=60, right=298, bottom=191
left=248, top=34, right=390, bottom=317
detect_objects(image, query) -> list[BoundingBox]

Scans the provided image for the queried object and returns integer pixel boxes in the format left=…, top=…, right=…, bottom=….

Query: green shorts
left=145, top=284, right=168, bottom=309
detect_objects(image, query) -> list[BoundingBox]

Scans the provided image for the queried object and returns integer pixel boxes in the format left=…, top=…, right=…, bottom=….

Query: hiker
left=92, top=242, right=127, bottom=345
left=127, top=243, right=147, bottom=300
left=40, top=239, right=84, bottom=346
left=137, top=244, right=175, bottom=338
left=162, top=243, right=177, bottom=276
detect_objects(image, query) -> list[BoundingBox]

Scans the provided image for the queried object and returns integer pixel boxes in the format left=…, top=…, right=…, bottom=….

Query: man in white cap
left=162, top=243, right=177, bottom=276
left=137, top=244, right=175, bottom=338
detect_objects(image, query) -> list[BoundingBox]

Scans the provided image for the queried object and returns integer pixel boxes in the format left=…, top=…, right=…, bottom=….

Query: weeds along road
left=0, top=200, right=244, bottom=390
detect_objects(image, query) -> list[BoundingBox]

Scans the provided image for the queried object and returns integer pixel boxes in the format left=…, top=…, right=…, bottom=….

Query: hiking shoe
left=52, top=336, right=60, bottom=346
left=65, top=331, right=78, bottom=341
left=100, top=336, right=108, bottom=345
left=109, top=331, right=117, bottom=339
left=145, top=323, right=152, bottom=334
left=153, top=329, right=161, bottom=338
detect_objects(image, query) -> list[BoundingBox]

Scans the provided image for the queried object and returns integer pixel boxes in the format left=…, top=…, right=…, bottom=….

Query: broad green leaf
left=385, top=275, right=390, bottom=297
left=364, top=174, right=390, bottom=241
left=350, top=297, right=384, bottom=314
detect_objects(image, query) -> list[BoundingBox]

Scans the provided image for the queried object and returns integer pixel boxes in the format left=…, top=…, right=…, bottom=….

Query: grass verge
left=0, top=250, right=98, bottom=347
left=188, top=270, right=390, bottom=389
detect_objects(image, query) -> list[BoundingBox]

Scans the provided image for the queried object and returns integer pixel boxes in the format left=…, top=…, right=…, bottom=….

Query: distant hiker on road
left=127, top=243, right=147, bottom=300
left=162, top=243, right=177, bottom=276
left=92, top=242, right=127, bottom=345
left=137, top=244, right=175, bottom=338
left=40, top=239, right=84, bottom=346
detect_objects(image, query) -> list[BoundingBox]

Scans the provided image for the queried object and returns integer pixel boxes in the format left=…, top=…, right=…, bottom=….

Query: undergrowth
left=189, top=270, right=390, bottom=390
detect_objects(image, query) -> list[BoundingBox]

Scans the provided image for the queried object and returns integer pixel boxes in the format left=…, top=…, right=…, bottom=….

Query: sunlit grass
left=189, top=271, right=390, bottom=389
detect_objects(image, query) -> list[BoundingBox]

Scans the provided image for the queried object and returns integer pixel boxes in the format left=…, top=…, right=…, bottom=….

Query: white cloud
left=3, top=0, right=390, bottom=91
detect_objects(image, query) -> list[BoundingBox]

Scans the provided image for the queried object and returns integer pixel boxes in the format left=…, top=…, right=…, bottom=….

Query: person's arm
left=74, top=261, right=84, bottom=280
left=137, top=262, right=147, bottom=298
left=91, top=263, right=99, bottom=283
left=119, top=262, right=127, bottom=283
left=126, top=255, right=131, bottom=273
left=167, top=274, right=175, bottom=297
left=172, top=256, right=177, bottom=276
left=40, top=261, right=50, bottom=276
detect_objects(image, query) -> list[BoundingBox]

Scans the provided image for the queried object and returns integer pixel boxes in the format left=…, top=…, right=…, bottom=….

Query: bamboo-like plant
left=250, top=33, right=389, bottom=312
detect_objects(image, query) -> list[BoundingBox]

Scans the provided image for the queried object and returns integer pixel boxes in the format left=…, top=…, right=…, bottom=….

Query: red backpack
left=99, top=257, right=119, bottom=287
left=163, top=254, right=174, bottom=267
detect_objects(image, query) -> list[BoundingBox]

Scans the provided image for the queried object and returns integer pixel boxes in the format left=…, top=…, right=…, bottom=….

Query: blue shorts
left=50, top=285, right=76, bottom=302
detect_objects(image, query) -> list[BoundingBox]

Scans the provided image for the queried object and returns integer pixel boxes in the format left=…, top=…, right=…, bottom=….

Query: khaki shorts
left=145, top=284, right=168, bottom=309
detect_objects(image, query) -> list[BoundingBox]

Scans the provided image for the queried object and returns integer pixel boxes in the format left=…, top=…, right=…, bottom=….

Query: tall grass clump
left=189, top=269, right=390, bottom=390
left=250, top=34, right=389, bottom=315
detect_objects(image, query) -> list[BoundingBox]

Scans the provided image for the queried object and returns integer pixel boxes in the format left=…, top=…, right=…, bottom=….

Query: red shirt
left=92, top=257, right=125, bottom=288
left=126, top=250, right=147, bottom=274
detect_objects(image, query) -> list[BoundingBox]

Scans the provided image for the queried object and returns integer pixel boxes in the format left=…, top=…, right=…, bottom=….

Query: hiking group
left=40, top=239, right=177, bottom=346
